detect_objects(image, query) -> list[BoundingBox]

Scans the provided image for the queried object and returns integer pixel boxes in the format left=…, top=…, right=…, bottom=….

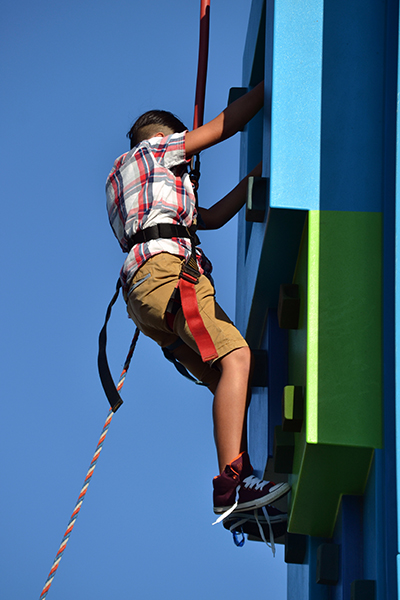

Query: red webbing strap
left=177, top=0, right=216, bottom=363
left=179, top=275, right=218, bottom=362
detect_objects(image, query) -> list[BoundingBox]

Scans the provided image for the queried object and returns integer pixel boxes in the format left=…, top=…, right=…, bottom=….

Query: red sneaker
left=213, top=452, right=290, bottom=521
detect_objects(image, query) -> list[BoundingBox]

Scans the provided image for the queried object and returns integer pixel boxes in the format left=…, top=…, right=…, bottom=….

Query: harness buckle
left=179, top=257, right=200, bottom=285
left=180, top=271, right=199, bottom=285
left=180, top=256, right=200, bottom=284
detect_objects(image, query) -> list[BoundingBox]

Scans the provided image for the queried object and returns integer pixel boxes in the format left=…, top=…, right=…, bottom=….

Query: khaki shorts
left=125, top=253, right=247, bottom=386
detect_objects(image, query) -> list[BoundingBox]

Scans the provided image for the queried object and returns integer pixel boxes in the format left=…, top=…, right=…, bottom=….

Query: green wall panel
left=287, top=211, right=382, bottom=537
left=307, top=210, right=382, bottom=448
left=289, top=440, right=373, bottom=537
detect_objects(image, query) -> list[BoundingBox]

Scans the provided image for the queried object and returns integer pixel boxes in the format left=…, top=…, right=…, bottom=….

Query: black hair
left=127, top=110, right=188, bottom=149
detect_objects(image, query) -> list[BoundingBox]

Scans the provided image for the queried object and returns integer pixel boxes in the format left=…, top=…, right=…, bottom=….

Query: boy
left=106, top=82, right=290, bottom=523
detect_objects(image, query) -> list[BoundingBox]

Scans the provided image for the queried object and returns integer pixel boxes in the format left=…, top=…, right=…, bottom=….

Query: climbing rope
left=39, top=2, right=211, bottom=596
left=38, top=329, right=140, bottom=600
left=190, top=0, right=211, bottom=191
left=193, top=0, right=211, bottom=130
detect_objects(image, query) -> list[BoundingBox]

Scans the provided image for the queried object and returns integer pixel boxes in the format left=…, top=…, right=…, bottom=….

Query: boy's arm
left=185, top=81, right=264, bottom=158
left=198, top=162, right=262, bottom=230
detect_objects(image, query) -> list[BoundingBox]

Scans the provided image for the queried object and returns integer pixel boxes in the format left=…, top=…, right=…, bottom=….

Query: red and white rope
left=39, top=329, right=139, bottom=599
left=39, top=0, right=211, bottom=593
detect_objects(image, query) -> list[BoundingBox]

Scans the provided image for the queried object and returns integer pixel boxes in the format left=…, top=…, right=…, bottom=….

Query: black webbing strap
left=98, top=223, right=207, bottom=407
left=98, top=279, right=124, bottom=412
left=161, top=347, right=207, bottom=386
left=126, top=223, right=200, bottom=250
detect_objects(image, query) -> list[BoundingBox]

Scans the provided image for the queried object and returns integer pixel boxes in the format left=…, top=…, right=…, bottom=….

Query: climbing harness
left=126, top=221, right=219, bottom=363
left=97, top=220, right=217, bottom=410
left=127, top=221, right=218, bottom=363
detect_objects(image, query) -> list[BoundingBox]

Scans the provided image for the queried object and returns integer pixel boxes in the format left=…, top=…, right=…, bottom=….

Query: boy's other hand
left=185, top=82, right=264, bottom=158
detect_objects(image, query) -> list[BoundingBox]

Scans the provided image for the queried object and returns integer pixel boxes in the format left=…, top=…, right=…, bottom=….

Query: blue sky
left=1, top=1, right=287, bottom=598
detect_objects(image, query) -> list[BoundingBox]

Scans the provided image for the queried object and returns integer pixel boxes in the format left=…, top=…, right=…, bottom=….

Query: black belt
left=127, top=223, right=199, bottom=250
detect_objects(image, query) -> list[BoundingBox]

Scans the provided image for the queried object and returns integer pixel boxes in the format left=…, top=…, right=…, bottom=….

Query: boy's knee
left=234, top=345, right=252, bottom=365
left=219, top=345, right=251, bottom=374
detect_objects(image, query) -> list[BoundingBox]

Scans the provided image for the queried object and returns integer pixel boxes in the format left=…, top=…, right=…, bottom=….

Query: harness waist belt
left=127, top=223, right=198, bottom=250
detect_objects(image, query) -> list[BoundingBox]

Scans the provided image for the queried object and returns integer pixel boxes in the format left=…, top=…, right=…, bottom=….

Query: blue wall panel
left=319, top=0, right=387, bottom=213
left=332, top=496, right=363, bottom=600
left=270, top=0, right=324, bottom=211
left=287, top=537, right=331, bottom=600
left=287, top=563, right=310, bottom=599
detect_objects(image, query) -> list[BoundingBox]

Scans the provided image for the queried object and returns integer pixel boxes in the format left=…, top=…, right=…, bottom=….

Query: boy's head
left=127, top=110, right=187, bottom=149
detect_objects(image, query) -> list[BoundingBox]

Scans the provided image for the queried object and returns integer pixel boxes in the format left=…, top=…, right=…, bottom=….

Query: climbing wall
left=236, top=1, right=399, bottom=598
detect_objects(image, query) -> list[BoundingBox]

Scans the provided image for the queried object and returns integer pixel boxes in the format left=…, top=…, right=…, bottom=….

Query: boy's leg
left=170, top=272, right=254, bottom=473
left=172, top=281, right=290, bottom=514
left=126, top=254, right=290, bottom=514
left=171, top=343, right=251, bottom=472
left=126, top=253, right=251, bottom=468
left=212, top=346, right=251, bottom=473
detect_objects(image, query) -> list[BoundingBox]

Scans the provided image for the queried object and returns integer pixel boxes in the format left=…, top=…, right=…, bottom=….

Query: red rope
left=38, top=330, right=140, bottom=599
left=193, top=0, right=211, bottom=130
left=39, top=411, right=114, bottom=599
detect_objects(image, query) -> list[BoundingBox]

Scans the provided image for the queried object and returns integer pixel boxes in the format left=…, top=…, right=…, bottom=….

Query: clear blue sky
left=1, top=1, right=287, bottom=598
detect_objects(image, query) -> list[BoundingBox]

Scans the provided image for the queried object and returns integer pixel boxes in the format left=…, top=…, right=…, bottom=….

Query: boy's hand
left=185, top=82, right=264, bottom=158
left=198, top=162, right=262, bottom=230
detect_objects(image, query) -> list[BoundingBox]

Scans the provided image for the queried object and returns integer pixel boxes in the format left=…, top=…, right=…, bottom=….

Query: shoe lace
left=242, top=475, right=270, bottom=491
left=255, top=506, right=276, bottom=557
left=212, top=484, right=241, bottom=525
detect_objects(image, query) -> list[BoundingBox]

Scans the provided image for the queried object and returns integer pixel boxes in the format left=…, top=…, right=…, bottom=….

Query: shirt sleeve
left=147, top=131, right=189, bottom=169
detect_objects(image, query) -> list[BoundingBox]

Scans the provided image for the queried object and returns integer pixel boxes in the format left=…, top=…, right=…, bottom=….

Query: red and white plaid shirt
left=106, top=131, right=212, bottom=289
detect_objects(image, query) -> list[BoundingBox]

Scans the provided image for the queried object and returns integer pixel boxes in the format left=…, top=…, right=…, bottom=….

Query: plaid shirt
left=106, top=131, right=212, bottom=289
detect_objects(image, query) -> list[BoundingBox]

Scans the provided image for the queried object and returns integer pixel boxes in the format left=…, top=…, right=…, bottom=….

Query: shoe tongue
left=228, top=452, right=253, bottom=479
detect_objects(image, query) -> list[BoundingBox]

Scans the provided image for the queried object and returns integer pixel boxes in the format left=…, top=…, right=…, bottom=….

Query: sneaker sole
left=223, top=516, right=288, bottom=541
left=213, top=482, right=290, bottom=514
left=223, top=510, right=288, bottom=525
